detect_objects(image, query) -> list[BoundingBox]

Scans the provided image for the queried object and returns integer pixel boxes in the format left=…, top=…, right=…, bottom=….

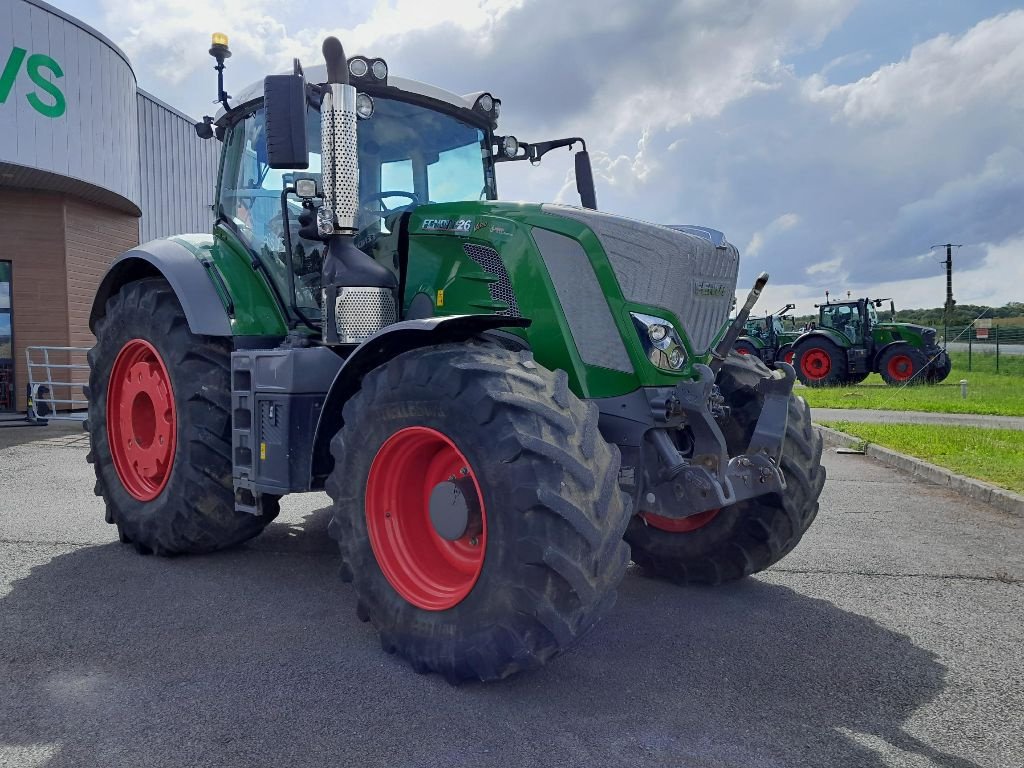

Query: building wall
left=0, top=0, right=221, bottom=411
left=0, top=0, right=141, bottom=212
left=65, top=197, right=139, bottom=398
left=137, top=90, right=220, bottom=242
left=0, top=189, right=69, bottom=411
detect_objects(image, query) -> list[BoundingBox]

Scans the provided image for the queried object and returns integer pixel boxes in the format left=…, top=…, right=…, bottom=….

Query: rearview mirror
left=575, top=150, right=597, bottom=210
left=264, top=73, right=308, bottom=169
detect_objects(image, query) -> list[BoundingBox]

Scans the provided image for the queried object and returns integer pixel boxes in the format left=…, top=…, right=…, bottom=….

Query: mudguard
left=793, top=328, right=850, bottom=349
left=89, top=239, right=231, bottom=336
left=309, top=314, right=531, bottom=484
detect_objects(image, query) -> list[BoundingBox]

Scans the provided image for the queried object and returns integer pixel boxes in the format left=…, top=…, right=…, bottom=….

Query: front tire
left=733, top=339, right=761, bottom=358
left=878, top=344, right=928, bottom=386
left=326, top=343, right=630, bottom=681
left=88, top=278, right=278, bottom=555
left=926, top=353, right=952, bottom=383
left=625, top=353, right=826, bottom=585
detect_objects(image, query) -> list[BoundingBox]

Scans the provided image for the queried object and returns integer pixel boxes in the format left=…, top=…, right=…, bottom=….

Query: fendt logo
left=0, top=46, right=66, bottom=119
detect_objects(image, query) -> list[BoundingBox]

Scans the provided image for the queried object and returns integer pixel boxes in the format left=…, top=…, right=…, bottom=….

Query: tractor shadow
left=0, top=507, right=983, bottom=768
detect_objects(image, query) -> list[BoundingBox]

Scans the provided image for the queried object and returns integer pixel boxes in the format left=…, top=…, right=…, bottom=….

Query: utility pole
left=931, top=243, right=962, bottom=344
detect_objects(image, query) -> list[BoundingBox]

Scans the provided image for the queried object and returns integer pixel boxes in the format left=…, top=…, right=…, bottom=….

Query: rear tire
left=87, top=278, right=279, bottom=555
left=326, top=343, right=630, bottom=681
left=625, top=353, right=826, bottom=585
left=777, top=344, right=796, bottom=367
left=794, top=339, right=847, bottom=387
left=878, top=344, right=928, bottom=386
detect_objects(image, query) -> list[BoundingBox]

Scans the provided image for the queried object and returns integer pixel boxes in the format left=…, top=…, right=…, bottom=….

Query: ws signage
left=0, top=46, right=66, bottom=118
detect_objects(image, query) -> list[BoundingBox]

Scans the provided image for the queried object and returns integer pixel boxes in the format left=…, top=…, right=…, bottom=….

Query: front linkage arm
left=644, top=362, right=795, bottom=519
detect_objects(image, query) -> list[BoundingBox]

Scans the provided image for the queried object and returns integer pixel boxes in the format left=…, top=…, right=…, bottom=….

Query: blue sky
left=56, top=0, right=1024, bottom=313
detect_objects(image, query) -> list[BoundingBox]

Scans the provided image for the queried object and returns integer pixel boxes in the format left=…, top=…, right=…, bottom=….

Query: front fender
left=309, top=314, right=531, bottom=484
left=89, top=238, right=232, bottom=336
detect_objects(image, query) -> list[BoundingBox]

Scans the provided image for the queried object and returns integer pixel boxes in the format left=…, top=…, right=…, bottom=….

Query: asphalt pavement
left=811, top=407, right=1024, bottom=430
left=1, top=428, right=1022, bottom=767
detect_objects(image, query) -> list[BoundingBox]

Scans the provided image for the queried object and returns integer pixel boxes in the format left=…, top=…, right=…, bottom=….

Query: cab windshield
left=217, top=95, right=491, bottom=321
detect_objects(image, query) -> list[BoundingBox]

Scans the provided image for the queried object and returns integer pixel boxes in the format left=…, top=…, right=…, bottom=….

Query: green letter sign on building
left=0, top=46, right=66, bottom=118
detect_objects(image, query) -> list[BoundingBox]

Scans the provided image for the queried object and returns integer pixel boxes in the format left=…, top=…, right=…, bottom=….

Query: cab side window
left=218, top=111, right=286, bottom=258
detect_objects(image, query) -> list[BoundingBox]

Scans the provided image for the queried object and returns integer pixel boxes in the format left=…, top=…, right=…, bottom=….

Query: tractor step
left=230, top=346, right=343, bottom=513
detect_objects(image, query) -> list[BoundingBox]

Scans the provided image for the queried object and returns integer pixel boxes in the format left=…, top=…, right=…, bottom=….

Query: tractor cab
left=215, top=75, right=497, bottom=324
left=207, top=57, right=597, bottom=332
left=818, top=299, right=872, bottom=346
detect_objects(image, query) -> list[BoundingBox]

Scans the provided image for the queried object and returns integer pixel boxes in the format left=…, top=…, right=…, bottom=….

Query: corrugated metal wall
left=137, top=90, right=221, bottom=242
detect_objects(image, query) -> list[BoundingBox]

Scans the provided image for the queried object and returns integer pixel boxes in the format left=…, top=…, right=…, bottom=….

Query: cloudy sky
left=61, top=0, right=1024, bottom=314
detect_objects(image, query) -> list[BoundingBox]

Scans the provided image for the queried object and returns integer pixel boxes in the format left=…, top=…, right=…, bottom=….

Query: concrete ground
left=1, top=428, right=1022, bottom=768
left=811, top=407, right=1024, bottom=430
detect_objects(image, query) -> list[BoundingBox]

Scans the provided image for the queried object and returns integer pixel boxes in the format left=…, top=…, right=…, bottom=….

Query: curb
left=814, top=424, right=1024, bottom=519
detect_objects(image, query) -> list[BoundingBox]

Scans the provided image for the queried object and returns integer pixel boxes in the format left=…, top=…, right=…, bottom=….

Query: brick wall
left=0, top=190, right=139, bottom=411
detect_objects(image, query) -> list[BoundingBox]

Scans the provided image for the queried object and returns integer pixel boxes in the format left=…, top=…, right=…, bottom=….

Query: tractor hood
left=539, top=205, right=740, bottom=354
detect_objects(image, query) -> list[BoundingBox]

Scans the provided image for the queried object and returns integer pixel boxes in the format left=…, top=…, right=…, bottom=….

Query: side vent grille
left=463, top=243, right=520, bottom=316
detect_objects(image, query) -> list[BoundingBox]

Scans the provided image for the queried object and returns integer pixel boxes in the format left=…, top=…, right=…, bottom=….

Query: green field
left=799, top=353, right=1024, bottom=416
left=822, top=421, right=1024, bottom=494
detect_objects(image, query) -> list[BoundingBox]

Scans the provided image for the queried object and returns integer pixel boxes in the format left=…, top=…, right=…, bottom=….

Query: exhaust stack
left=318, top=36, right=398, bottom=345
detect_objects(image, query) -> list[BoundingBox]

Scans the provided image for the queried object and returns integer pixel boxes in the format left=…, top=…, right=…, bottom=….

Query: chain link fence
left=941, top=326, right=1024, bottom=375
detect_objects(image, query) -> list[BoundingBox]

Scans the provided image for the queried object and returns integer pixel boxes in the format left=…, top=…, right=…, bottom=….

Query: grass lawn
left=821, top=421, right=1024, bottom=494
left=798, top=353, right=1024, bottom=416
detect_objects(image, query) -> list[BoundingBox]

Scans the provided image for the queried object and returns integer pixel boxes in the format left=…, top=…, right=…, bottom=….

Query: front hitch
left=642, top=362, right=795, bottom=519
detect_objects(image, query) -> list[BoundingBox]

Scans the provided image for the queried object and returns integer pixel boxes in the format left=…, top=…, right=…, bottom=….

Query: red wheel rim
left=737, top=348, right=751, bottom=356
left=783, top=349, right=796, bottom=365
left=106, top=339, right=176, bottom=501
left=642, top=509, right=719, bottom=532
left=365, top=426, right=487, bottom=611
left=887, top=354, right=914, bottom=381
left=800, top=348, right=831, bottom=380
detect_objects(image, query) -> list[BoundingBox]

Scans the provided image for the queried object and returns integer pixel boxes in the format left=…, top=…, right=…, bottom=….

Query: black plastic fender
left=309, top=315, right=531, bottom=484
left=89, top=239, right=232, bottom=336
left=792, top=329, right=851, bottom=351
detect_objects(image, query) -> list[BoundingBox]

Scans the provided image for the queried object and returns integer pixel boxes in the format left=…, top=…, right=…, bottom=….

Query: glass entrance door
left=0, top=262, right=13, bottom=411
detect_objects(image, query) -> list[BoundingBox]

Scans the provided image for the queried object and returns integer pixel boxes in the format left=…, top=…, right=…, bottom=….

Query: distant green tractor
left=791, top=296, right=951, bottom=387
left=734, top=303, right=801, bottom=367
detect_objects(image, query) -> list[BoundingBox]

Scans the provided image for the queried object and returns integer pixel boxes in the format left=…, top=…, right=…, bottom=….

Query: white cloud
left=805, top=256, right=842, bottom=276
left=806, top=10, right=1024, bottom=123
left=745, top=212, right=800, bottom=257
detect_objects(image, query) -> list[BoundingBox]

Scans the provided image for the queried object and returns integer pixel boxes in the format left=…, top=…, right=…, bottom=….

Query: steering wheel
left=359, top=190, right=421, bottom=218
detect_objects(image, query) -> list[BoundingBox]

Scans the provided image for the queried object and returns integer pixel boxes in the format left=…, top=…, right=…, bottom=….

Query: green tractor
left=734, top=303, right=801, bottom=366
left=85, top=35, right=825, bottom=681
left=791, top=294, right=952, bottom=387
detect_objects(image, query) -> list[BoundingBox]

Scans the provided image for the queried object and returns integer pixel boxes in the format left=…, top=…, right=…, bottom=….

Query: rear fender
left=89, top=239, right=231, bottom=336
left=795, top=329, right=849, bottom=350
left=309, top=315, right=531, bottom=485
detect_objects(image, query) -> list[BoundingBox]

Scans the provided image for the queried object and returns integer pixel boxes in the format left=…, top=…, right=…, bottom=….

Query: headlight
left=355, top=92, right=374, bottom=119
left=631, top=312, right=688, bottom=371
left=371, top=58, right=388, bottom=80
left=502, top=135, right=519, bottom=158
left=477, top=93, right=494, bottom=112
left=348, top=57, right=369, bottom=78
